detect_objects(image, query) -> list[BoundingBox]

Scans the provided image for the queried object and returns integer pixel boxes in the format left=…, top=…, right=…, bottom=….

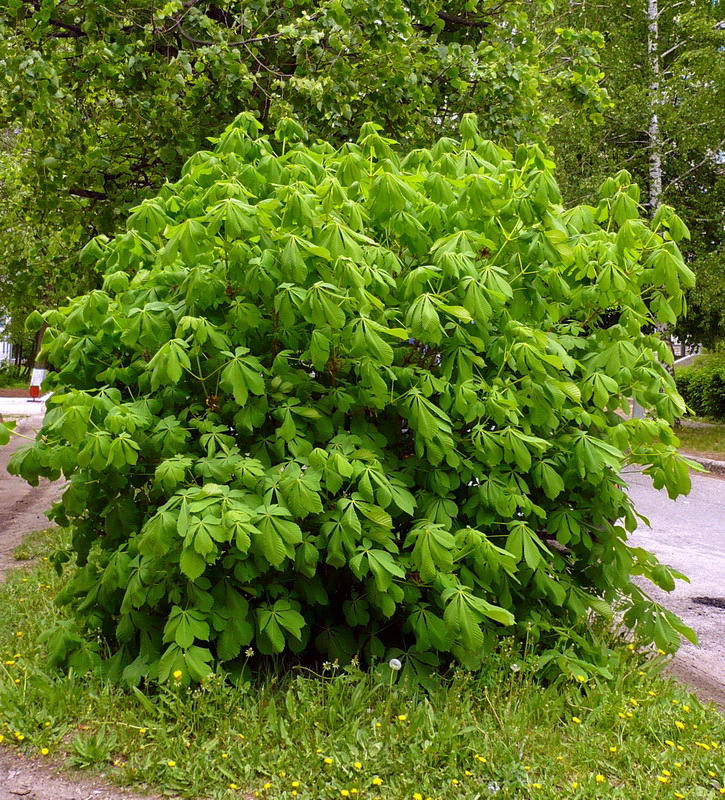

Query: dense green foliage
left=675, top=354, right=725, bottom=421
left=0, top=0, right=609, bottom=352
left=549, top=0, right=725, bottom=347
left=1, top=115, right=699, bottom=683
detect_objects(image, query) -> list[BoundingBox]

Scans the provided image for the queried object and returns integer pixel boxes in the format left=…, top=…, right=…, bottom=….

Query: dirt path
left=0, top=416, right=162, bottom=800
left=0, top=751, right=159, bottom=800
left=0, top=415, right=62, bottom=580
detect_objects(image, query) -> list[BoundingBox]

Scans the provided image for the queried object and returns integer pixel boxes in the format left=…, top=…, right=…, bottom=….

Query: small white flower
left=388, top=658, right=402, bottom=671
left=510, top=663, right=521, bottom=673
left=487, top=781, right=501, bottom=795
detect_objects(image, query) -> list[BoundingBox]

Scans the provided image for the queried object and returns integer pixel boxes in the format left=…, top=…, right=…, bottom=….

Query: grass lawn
left=0, top=530, right=723, bottom=800
left=676, top=423, right=725, bottom=461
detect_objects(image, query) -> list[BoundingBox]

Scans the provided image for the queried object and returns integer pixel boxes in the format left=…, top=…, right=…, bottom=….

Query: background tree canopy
left=549, top=0, right=725, bottom=348
left=0, top=0, right=609, bottom=345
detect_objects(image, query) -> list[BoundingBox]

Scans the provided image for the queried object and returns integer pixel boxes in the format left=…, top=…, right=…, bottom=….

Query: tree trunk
left=648, top=0, right=662, bottom=212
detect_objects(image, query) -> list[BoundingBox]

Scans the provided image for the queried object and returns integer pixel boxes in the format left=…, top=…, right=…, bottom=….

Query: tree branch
left=664, top=141, right=725, bottom=194
left=177, top=25, right=286, bottom=47
left=69, top=188, right=107, bottom=200
left=436, top=10, right=491, bottom=28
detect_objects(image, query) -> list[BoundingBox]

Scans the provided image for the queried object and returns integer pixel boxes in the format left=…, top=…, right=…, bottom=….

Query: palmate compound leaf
left=16, top=112, right=698, bottom=684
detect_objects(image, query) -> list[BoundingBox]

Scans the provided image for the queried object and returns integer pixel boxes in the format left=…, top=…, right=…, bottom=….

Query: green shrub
left=2, top=113, right=697, bottom=685
left=675, top=354, right=725, bottom=420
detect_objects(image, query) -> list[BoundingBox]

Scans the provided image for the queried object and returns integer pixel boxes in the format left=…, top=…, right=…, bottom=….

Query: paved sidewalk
left=627, top=469, right=725, bottom=706
left=0, top=393, right=50, bottom=419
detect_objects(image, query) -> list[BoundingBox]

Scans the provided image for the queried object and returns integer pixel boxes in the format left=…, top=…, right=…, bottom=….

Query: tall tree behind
left=549, top=0, right=725, bottom=347
left=0, top=0, right=609, bottom=352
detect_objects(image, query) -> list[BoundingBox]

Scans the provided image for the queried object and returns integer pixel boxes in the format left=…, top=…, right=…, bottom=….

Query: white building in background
left=0, top=318, right=13, bottom=364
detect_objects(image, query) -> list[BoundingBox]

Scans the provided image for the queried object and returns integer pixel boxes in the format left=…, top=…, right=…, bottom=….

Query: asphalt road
left=627, top=469, right=725, bottom=706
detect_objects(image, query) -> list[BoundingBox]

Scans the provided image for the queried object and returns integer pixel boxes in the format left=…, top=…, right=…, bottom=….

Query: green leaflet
left=220, top=347, right=267, bottom=406
left=404, top=522, right=456, bottom=582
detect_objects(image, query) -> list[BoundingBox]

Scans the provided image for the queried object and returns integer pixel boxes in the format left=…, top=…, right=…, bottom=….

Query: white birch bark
left=648, top=0, right=663, bottom=211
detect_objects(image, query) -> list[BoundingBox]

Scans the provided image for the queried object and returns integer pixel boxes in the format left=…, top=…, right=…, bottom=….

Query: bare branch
left=69, top=188, right=107, bottom=200
left=664, top=141, right=725, bottom=194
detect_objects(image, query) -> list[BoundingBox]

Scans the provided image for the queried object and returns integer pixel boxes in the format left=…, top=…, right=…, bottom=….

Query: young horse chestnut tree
left=3, top=113, right=698, bottom=685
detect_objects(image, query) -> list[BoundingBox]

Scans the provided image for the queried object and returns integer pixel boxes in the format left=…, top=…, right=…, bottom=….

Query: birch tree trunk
left=648, top=0, right=663, bottom=211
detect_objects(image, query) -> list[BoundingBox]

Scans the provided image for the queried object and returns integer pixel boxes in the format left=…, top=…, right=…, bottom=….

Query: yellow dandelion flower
left=672, top=699, right=680, bottom=705
left=279, top=771, right=286, bottom=777
left=533, top=783, right=542, bottom=789
left=694, top=741, right=710, bottom=750
left=709, top=771, right=716, bottom=778
left=629, top=698, right=639, bottom=706
left=4, top=660, right=15, bottom=666
left=657, top=776, right=670, bottom=784
left=627, top=644, right=635, bottom=651
left=626, top=712, right=633, bottom=718
left=555, top=755, right=564, bottom=761
left=15, top=631, right=24, bottom=637
left=172, top=670, right=182, bottom=680
left=40, top=748, right=49, bottom=755
left=595, top=774, right=606, bottom=783
left=571, top=781, right=578, bottom=789
left=675, top=721, right=685, bottom=730
left=353, top=762, right=362, bottom=770
left=720, top=790, right=725, bottom=796
left=166, top=760, right=176, bottom=767
left=712, top=741, right=720, bottom=749
left=524, top=765, right=531, bottom=771
left=340, top=791, right=350, bottom=798
left=229, top=784, right=239, bottom=791
left=221, top=752, right=229, bottom=759
left=674, top=762, right=682, bottom=768
left=665, top=740, right=675, bottom=747
left=397, top=714, right=408, bottom=722
left=44, top=722, right=51, bottom=728
left=413, top=794, right=423, bottom=800
left=239, top=734, right=245, bottom=740
left=647, top=691, right=657, bottom=697
left=451, top=778, right=460, bottom=785
left=475, top=754, right=487, bottom=763
left=576, top=675, right=586, bottom=682
left=609, top=746, right=617, bottom=752
left=658, top=649, right=666, bottom=655
left=14, top=679, right=20, bottom=685
left=465, top=770, right=473, bottom=776
left=572, top=716, right=582, bottom=724
left=375, top=722, right=382, bottom=728
left=618, top=713, right=626, bottom=719
left=676, top=745, right=684, bottom=751
left=372, top=778, right=383, bottom=786
left=14, top=732, right=24, bottom=741
left=263, top=783, right=272, bottom=790
left=638, top=670, right=646, bottom=676
left=291, top=793, right=297, bottom=798
left=674, top=794, right=685, bottom=799
left=682, top=705, right=690, bottom=713
left=291, top=781, right=300, bottom=788
left=662, top=770, right=671, bottom=777
left=350, top=790, right=358, bottom=795
left=0, top=735, right=4, bottom=744
left=324, top=757, right=333, bottom=765
left=139, top=728, right=147, bottom=735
